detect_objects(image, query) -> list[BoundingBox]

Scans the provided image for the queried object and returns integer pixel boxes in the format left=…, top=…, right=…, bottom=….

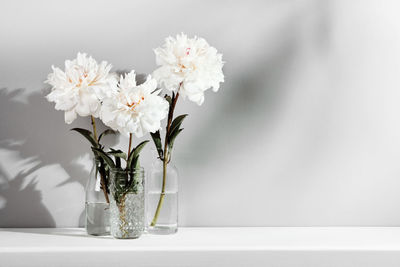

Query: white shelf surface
left=2, top=227, right=400, bottom=266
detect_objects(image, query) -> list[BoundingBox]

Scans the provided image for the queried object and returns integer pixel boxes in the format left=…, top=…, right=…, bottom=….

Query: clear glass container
left=146, top=160, right=178, bottom=235
left=85, top=158, right=110, bottom=236
left=110, top=168, right=145, bottom=239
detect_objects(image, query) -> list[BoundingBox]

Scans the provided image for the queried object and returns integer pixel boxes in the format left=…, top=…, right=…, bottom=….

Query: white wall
left=1, top=0, right=400, bottom=227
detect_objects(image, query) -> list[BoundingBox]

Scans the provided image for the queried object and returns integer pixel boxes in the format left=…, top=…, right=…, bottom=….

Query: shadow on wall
left=176, top=0, right=331, bottom=225
left=184, top=1, right=331, bottom=166
left=0, top=165, right=56, bottom=227
left=0, top=88, right=118, bottom=227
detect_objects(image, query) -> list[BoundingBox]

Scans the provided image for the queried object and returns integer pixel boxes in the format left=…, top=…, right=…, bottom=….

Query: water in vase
left=146, top=191, right=178, bottom=234
left=85, top=202, right=110, bottom=236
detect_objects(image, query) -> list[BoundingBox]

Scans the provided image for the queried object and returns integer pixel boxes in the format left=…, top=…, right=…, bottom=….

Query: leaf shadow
left=0, top=88, right=118, bottom=227
left=0, top=164, right=56, bottom=227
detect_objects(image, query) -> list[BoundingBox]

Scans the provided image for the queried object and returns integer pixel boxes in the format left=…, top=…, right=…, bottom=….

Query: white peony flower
left=100, top=71, right=169, bottom=137
left=45, top=52, right=117, bottom=124
left=152, top=33, right=224, bottom=105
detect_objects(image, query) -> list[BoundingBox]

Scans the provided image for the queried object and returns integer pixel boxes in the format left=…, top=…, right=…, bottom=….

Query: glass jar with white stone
left=110, top=168, right=145, bottom=239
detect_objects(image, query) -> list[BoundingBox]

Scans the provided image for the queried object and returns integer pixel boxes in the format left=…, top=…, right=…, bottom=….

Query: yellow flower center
left=68, top=71, right=98, bottom=88
left=127, top=97, right=145, bottom=111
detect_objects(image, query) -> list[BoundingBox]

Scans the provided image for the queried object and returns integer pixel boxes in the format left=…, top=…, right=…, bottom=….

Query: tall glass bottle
left=146, top=159, right=178, bottom=234
left=85, top=158, right=110, bottom=235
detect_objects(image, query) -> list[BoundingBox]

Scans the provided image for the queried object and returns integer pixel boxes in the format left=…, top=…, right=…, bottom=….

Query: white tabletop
left=1, top=227, right=400, bottom=267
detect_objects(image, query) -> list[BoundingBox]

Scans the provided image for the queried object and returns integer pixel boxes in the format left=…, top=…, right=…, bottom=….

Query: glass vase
left=85, top=158, right=110, bottom=236
left=146, top=160, right=178, bottom=234
left=110, top=168, right=145, bottom=239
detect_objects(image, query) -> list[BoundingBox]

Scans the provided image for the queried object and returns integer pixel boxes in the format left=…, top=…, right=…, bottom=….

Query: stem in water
left=150, top=90, right=180, bottom=226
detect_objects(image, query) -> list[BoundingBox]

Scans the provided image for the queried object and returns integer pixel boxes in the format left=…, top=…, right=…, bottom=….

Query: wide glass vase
left=85, top=158, right=110, bottom=236
left=146, top=160, right=178, bottom=234
left=110, top=168, right=145, bottom=239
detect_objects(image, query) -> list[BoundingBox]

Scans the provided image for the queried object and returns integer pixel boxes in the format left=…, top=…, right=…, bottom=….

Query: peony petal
left=152, top=33, right=224, bottom=104
left=46, top=52, right=116, bottom=120
left=64, top=109, right=77, bottom=124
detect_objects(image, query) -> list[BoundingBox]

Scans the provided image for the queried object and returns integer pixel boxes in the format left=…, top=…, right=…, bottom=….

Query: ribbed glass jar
left=109, top=168, right=145, bottom=239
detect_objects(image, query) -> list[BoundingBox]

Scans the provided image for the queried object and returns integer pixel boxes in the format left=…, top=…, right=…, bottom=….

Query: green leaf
left=98, top=129, right=117, bottom=143
left=129, top=155, right=140, bottom=172
left=108, top=148, right=126, bottom=168
left=131, top=140, right=149, bottom=159
left=92, top=147, right=116, bottom=170
left=116, top=157, right=121, bottom=168
left=150, top=131, right=163, bottom=159
left=164, top=94, right=172, bottom=105
left=127, top=156, right=140, bottom=187
left=168, top=128, right=183, bottom=150
left=112, top=171, right=129, bottom=204
left=107, top=149, right=127, bottom=160
left=169, top=114, right=188, bottom=139
left=127, top=140, right=149, bottom=170
left=71, top=128, right=98, bottom=148
left=132, top=156, right=140, bottom=170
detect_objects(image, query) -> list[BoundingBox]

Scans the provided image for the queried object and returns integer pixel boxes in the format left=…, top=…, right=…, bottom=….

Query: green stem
left=128, top=133, right=133, bottom=159
left=91, top=115, right=99, bottom=142
left=91, top=115, right=110, bottom=204
left=150, top=91, right=180, bottom=227
left=150, top=157, right=167, bottom=226
left=118, top=193, right=128, bottom=238
left=126, top=133, right=132, bottom=186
